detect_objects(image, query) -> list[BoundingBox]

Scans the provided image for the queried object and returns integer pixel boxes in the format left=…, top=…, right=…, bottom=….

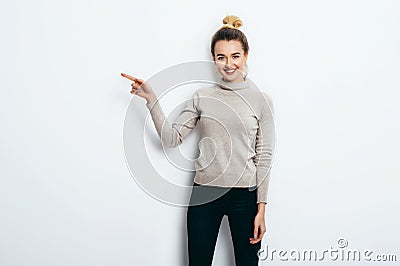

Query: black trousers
left=187, top=183, right=261, bottom=266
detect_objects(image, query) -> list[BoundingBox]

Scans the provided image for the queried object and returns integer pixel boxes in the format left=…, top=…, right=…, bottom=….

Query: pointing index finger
left=121, top=72, right=141, bottom=83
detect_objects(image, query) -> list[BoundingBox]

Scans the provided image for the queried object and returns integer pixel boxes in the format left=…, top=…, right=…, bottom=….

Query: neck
left=217, top=76, right=249, bottom=90
left=222, top=76, right=245, bottom=83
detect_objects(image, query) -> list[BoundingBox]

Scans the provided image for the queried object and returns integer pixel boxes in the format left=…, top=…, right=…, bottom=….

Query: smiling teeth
left=225, top=69, right=236, bottom=73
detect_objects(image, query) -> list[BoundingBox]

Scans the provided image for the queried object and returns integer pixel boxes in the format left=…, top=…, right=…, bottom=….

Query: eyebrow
left=216, top=52, right=241, bottom=57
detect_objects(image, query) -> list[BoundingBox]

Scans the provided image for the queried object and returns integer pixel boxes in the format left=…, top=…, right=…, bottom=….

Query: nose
left=225, top=57, right=232, bottom=67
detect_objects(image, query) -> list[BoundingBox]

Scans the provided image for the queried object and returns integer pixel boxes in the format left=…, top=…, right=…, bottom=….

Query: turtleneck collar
left=217, top=76, right=250, bottom=90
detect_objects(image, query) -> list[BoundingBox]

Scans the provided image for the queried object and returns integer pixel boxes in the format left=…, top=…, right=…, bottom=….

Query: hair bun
left=222, top=15, right=242, bottom=29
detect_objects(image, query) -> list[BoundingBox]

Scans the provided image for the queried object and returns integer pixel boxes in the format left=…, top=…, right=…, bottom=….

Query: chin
left=221, top=73, right=240, bottom=82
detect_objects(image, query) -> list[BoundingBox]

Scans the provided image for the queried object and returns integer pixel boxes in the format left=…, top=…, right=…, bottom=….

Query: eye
left=233, top=55, right=240, bottom=59
left=217, top=57, right=225, bottom=61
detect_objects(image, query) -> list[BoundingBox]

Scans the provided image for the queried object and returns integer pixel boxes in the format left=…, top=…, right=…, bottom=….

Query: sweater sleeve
left=254, top=93, right=275, bottom=204
left=145, top=91, right=200, bottom=148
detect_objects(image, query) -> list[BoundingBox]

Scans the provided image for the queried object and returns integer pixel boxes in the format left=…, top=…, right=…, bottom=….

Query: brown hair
left=210, top=15, right=250, bottom=58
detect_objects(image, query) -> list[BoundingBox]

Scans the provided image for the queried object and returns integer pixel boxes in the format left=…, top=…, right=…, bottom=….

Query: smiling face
left=213, top=40, right=248, bottom=83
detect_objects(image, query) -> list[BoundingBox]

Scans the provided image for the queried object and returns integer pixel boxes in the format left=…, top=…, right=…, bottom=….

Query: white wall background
left=1, top=0, right=399, bottom=265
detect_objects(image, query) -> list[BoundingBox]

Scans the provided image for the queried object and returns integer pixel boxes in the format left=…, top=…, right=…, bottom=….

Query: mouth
left=224, top=68, right=237, bottom=75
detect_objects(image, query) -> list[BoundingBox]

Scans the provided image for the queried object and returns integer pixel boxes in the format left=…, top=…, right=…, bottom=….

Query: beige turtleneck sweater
left=145, top=76, right=275, bottom=204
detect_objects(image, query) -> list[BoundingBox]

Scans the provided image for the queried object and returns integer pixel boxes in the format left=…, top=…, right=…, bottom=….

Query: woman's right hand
left=121, top=72, right=157, bottom=103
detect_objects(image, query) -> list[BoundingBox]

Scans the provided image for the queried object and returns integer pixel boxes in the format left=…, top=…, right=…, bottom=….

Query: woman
left=121, top=15, right=275, bottom=266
